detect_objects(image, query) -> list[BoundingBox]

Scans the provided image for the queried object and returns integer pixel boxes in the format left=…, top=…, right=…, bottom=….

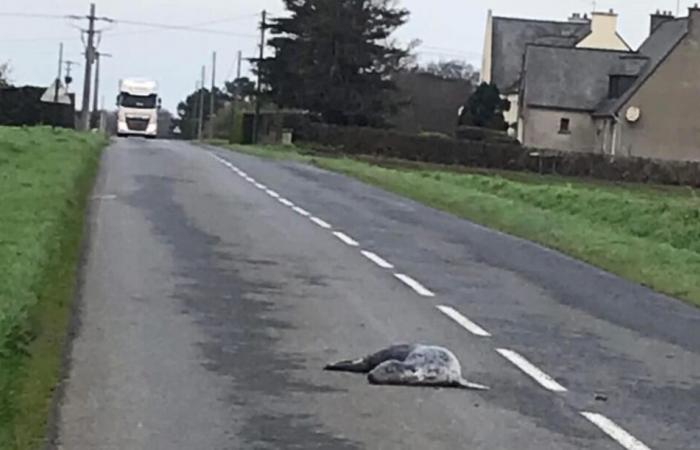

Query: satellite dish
left=625, top=106, right=641, bottom=123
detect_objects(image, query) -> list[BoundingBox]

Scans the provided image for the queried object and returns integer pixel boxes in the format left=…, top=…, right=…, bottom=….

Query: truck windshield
left=120, top=93, right=157, bottom=109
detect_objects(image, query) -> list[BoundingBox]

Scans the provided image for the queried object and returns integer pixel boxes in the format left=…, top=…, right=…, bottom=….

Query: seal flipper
left=324, top=358, right=370, bottom=373
left=457, top=378, right=490, bottom=391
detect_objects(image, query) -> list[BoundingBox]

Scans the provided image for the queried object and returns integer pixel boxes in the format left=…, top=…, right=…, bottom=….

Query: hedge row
left=294, top=123, right=700, bottom=187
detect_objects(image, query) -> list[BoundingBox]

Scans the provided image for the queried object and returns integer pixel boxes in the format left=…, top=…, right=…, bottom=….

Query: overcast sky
left=0, top=0, right=691, bottom=111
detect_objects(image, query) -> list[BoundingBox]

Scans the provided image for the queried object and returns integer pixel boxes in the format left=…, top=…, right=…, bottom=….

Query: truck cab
left=117, top=78, right=161, bottom=138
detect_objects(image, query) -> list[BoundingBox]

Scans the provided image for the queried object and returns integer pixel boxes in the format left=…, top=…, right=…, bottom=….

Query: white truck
left=116, top=78, right=161, bottom=138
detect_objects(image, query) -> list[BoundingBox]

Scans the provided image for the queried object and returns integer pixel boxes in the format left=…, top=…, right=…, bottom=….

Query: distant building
left=520, top=8, right=700, bottom=162
left=390, top=72, right=473, bottom=136
left=480, top=9, right=631, bottom=138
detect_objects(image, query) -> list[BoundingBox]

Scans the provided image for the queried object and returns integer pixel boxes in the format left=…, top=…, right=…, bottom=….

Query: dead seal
left=324, top=344, right=489, bottom=390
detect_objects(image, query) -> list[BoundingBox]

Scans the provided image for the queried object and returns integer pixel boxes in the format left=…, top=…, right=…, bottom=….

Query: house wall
left=480, top=10, right=493, bottom=84
left=618, top=9, right=700, bottom=161
left=522, top=107, right=599, bottom=152
left=576, top=12, right=629, bottom=51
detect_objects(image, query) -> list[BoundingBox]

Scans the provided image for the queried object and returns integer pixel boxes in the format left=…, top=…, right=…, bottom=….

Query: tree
left=415, top=60, right=479, bottom=83
left=176, top=87, right=230, bottom=139
left=259, top=0, right=411, bottom=127
left=225, top=77, right=256, bottom=103
left=0, top=62, right=11, bottom=88
left=459, top=82, right=509, bottom=130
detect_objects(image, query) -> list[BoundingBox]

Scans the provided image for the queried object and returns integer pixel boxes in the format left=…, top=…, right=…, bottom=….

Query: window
left=608, top=75, right=636, bottom=99
left=119, top=93, right=157, bottom=109
left=559, top=118, right=571, bottom=134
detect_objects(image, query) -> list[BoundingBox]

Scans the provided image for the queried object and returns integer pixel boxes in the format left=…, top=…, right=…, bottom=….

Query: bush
left=293, top=123, right=700, bottom=187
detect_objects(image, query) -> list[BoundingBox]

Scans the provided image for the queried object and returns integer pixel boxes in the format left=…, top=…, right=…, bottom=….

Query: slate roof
left=522, top=46, right=647, bottom=111
left=594, top=18, right=688, bottom=116
left=491, top=17, right=591, bottom=93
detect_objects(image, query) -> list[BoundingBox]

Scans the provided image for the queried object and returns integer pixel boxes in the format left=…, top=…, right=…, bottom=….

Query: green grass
left=215, top=142, right=700, bottom=307
left=0, top=126, right=106, bottom=449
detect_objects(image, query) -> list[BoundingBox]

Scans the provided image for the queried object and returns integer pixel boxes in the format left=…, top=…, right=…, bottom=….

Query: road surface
left=53, top=138, right=700, bottom=449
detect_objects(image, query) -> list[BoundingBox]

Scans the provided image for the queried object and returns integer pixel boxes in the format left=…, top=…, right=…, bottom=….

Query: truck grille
left=126, top=117, right=150, bottom=131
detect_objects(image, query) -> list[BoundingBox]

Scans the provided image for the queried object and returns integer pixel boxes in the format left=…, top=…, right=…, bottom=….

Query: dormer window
left=608, top=75, right=636, bottom=99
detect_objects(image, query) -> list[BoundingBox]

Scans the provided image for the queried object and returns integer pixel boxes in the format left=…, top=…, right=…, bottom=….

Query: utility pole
left=198, top=65, right=206, bottom=141
left=54, top=43, right=64, bottom=103
left=229, top=50, right=243, bottom=144
left=92, top=51, right=111, bottom=128
left=80, top=3, right=97, bottom=131
left=252, top=10, right=267, bottom=145
left=209, top=51, right=217, bottom=139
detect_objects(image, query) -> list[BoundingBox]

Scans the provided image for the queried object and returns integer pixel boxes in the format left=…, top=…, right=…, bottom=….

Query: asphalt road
left=53, top=138, right=700, bottom=450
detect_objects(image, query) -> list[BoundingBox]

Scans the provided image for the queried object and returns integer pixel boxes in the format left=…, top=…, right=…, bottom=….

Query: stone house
left=520, top=8, right=700, bottom=162
left=480, top=9, right=631, bottom=138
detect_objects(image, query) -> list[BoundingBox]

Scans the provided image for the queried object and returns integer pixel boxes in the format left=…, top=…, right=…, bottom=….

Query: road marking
left=361, top=251, right=395, bottom=269
left=436, top=305, right=491, bottom=337
left=333, top=232, right=359, bottom=247
left=581, top=412, right=651, bottom=450
left=394, top=274, right=435, bottom=297
left=266, top=189, right=281, bottom=199
left=293, top=206, right=310, bottom=217
left=254, top=182, right=266, bottom=189
left=496, top=348, right=567, bottom=392
left=92, top=194, right=118, bottom=201
left=310, top=216, right=332, bottom=229
left=279, top=198, right=294, bottom=207
left=244, top=176, right=255, bottom=182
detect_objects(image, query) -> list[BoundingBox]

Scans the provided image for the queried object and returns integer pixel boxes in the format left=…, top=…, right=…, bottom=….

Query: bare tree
left=0, top=62, right=11, bottom=88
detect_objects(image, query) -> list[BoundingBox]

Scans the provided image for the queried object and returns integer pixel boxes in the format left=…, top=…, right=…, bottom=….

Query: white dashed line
left=333, top=232, right=359, bottom=247
left=437, top=305, right=491, bottom=337
left=310, top=216, right=332, bottom=229
left=266, top=189, right=281, bottom=199
left=244, top=176, right=255, bottom=183
left=581, top=413, right=651, bottom=450
left=279, top=198, right=294, bottom=207
left=361, top=251, right=395, bottom=269
left=496, top=348, right=567, bottom=392
left=254, top=182, right=266, bottom=189
left=394, top=274, right=435, bottom=297
left=293, top=206, right=310, bottom=217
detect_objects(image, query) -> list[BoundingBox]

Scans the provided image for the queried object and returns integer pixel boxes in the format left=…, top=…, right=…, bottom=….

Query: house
left=480, top=9, right=631, bottom=138
left=520, top=7, right=700, bottom=162
left=389, top=72, right=474, bottom=136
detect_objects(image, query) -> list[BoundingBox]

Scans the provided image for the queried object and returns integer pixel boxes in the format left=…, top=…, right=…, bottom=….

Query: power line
left=0, top=12, right=67, bottom=19
left=108, top=18, right=257, bottom=38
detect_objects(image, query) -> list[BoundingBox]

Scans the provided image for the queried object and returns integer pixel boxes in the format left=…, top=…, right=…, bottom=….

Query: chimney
left=650, top=9, right=674, bottom=35
left=577, top=10, right=625, bottom=50
left=691, top=4, right=700, bottom=29
left=568, top=12, right=589, bottom=23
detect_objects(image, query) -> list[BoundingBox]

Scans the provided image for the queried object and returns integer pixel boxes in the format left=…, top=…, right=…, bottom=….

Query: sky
left=0, top=0, right=692, bottom=112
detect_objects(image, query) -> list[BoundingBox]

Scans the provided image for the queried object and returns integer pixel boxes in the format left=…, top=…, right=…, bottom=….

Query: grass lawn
left=0, top=126, right=106, bottom=449
left=210, top=141, right=700, bottom=308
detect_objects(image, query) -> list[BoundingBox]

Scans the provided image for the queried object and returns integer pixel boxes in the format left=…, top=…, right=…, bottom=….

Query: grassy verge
left=0, top=126, right=106, bottom=449
left=212, top=142, right=700, bottom=307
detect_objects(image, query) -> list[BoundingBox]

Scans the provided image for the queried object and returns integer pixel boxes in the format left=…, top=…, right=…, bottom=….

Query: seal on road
left=324, top=344, right=489, bottom=390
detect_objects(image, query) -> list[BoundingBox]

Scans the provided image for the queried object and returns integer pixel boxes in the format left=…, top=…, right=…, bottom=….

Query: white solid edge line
left=361, top=251, right=395, bottom=269
left=293, top=206, right=310, bottom=217
left=496, top=348, right=567, bottom=392
left=310, top=216, right=332, bottom=229
left=333, top=231, right=359, bottom=247
left=436, top=305, right=491, bottom=337
left=266, top=189, right=281, bottom=199
left=394, top=274, right=435, bottom=297
left=279, top=198, right=294, bottom=207
left=581, top=412, right=651, bottom=450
